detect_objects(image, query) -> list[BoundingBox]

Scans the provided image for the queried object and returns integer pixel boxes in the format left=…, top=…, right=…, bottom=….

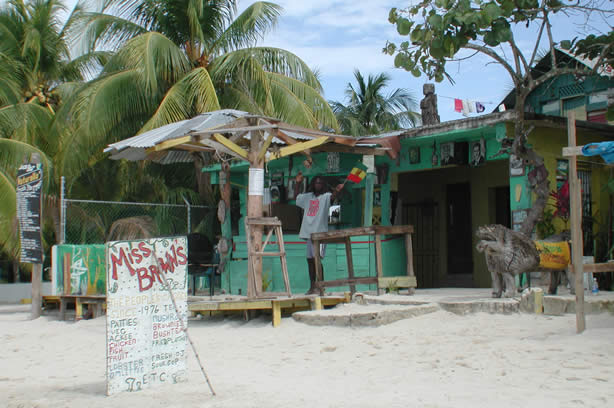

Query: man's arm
left=331, top=183, right=344, bottom=201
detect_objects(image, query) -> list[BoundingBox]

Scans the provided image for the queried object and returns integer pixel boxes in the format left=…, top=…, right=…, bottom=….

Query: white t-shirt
left=296, top=192, right=331, bottom=239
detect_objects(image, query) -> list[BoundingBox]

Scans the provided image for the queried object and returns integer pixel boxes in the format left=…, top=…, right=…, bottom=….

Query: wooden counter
left=310, top=225, right=416, bottom=295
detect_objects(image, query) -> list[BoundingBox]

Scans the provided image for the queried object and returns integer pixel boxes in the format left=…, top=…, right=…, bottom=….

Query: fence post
left=60, top=176, right=66, bottom=244
left=182, top=195, right=191, bottom=234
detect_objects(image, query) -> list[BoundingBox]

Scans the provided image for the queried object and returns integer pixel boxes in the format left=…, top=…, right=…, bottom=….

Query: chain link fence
left=61, top=198, right=214, bottom=245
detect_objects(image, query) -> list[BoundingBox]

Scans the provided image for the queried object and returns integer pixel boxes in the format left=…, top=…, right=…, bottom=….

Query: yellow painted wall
left=396, top=159, right=508, bottom=288
left=528, top=126, right=612, bottom=248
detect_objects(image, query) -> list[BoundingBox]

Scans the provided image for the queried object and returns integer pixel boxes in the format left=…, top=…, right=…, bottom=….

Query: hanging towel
left=582, top=142, right=614, bottom=164
left=475, top=101, right=485, bottom=113
left=454, top=98, right=463, bottom=112
left=461, top=100, right=473, bottom=116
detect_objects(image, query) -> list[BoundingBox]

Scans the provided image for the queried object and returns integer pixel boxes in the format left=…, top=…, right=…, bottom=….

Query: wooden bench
left=59, top=295, right=106, bottom=321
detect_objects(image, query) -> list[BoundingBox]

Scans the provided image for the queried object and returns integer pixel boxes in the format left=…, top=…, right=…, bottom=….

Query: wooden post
left=220, top=164, right=232, bottom=290
left=363, top=173, right=375, bottom=227
left=247, top=126, right=264, bottom=298
left=375, top=234, right=384, bottom=295
left=567, top=112, right=585, bottom=333
left=31, top=263, right=42, bottom=319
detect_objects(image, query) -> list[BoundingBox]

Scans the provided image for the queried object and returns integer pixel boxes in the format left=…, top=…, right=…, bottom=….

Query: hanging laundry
left=461, top=100, right=474, bottom=116
left=454, top=98, right=463, bottom=112
left=475, top=101, right=485, bottom=113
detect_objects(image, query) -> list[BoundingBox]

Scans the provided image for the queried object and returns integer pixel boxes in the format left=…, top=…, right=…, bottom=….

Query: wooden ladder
left=245, top=217, right=291, bottom=297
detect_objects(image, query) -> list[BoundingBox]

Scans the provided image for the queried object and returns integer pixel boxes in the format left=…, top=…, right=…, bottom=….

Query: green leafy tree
left=330, top=69, right=419, bottom=136
left=385, top=0, right=614, bottom=236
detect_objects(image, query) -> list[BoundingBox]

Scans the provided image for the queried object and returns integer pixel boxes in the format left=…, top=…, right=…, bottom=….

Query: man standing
left=295, top=175, right=343, bottom=294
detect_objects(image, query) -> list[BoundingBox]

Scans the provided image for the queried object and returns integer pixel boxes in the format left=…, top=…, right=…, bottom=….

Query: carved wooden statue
left=420, top=83, right=440, bottom=125
left=476, top=224, right=540, bottom=298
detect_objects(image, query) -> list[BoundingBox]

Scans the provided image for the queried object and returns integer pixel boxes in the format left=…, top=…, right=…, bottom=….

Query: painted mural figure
left=295, top=175, right=344, bottom=294
left=470, top=140, right=485, bottom=167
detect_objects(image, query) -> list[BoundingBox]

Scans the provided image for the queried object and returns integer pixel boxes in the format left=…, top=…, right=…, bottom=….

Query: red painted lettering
left=138, top=241, right=151, bottom=258
left=131, top=247, right=143, bottom=264
left=176, top=245, right=187, bottom=265
left=110, top=247, right=136, bottom=280
left=136, top=267, right=154, bottom=291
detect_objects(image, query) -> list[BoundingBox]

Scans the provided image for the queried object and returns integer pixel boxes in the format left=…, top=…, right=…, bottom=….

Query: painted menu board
left=105, top=237, right=188, bottom=395
left=16, top=162, right=43, bottom=263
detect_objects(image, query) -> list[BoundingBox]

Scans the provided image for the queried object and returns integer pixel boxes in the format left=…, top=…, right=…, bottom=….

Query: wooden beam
left=562, top=146, right=584, bottom=157
left=267, top=136, right=330, bottom=161
left=257, top=129, right=276, bottom=162
left=212, top=133, right=249, bottom=160
left=378, top=276, right=417, bottom=288
left=569, top=263, right=614, bottom=274
left=146, top=135, right=192, bottom=153
left=191, top=138, right=248, bottom=161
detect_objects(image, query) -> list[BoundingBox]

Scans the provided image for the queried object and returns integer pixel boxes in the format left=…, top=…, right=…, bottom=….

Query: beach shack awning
left=104, top=109, right=402, bottom=164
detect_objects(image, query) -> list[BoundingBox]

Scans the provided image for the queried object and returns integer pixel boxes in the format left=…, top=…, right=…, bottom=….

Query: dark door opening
left=403, top=202, right=439, bottom=288
left=447, top=183, right=473, bottom=274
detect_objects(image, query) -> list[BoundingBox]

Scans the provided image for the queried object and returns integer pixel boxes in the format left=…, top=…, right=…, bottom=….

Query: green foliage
left=384, top=1, right=612, bottom=85
left=536, top=208, right=555, bottom=240
left=68, top=0, right=338, bottom=150
left=330, top=69, right=419, bottom=136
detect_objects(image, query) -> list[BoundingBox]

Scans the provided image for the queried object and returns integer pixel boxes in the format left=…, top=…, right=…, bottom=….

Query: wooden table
left=310, top=225, right=416, bottom=295
left=59, top=294, right=106, bottom=321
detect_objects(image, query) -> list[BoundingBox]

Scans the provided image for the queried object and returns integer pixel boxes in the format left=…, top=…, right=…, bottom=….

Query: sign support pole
left=567, top=112, right=585, bottom=333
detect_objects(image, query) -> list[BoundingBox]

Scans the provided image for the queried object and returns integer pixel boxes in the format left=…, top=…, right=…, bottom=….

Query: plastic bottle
left=592, top=278, right=599, bottom=295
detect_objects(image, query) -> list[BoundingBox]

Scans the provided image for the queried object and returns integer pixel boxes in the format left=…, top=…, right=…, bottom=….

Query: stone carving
left=476, top=224, right=540, bottom=298
left=420, top=83, right=440, bottom=125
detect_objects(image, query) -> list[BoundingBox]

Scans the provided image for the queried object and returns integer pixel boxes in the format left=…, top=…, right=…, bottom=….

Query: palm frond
left=0, top=138, right=53, bottom=191
left=70, top=11, right=148, bottom=53
left=103, top=32, right=191, bottom=95
left=140, top=67, right=220, bottom=132
left=0, top=103, right=54, bottom=144
left=212, top=2, right=281, bottom=55
left=211, top=47, right=322, bottom=91
left=268, top=73, right=338, bottom=130
left=0, top=168, right=19, bottom=258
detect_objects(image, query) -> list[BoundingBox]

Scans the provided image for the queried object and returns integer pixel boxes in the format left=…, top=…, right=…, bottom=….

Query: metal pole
left=182, top=195, right=191, bottom=234
left=60, top=176, right=66, bottom=244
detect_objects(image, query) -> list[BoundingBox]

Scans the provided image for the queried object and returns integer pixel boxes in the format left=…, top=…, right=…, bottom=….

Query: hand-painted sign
left=105, top=237, right=188, bottom=396
left=51, top=245, right=106, bottom=295
left=16, top=163, right=43, bottom=263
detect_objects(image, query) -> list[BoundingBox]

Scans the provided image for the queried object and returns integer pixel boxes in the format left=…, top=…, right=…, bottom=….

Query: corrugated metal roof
left=104, top=109, right=249, bottom=159
left=104, top=109, right=400, bottom=163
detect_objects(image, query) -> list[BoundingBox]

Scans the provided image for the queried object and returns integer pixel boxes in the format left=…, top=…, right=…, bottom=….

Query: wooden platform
left=188, top=293, right=351, bottom=327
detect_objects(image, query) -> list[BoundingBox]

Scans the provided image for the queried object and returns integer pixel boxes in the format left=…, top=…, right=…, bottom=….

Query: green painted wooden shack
left=205, top=109, right=613, bottom=294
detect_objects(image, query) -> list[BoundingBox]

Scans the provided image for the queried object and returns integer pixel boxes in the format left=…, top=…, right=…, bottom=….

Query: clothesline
left=437, top=94, right=498, bottom=105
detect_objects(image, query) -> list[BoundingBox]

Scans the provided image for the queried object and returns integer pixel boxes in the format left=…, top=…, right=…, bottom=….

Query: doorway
left=403, top=202, right=439, bottom=288
left=446, top=183, right=473, bottom=275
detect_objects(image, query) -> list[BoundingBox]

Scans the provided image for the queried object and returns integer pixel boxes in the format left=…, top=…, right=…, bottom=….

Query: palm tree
left=0, top=0, right=106, bottom=273
left=330, top=69, right=419, bottom=136
left=65, top=0, right=338, bottom=151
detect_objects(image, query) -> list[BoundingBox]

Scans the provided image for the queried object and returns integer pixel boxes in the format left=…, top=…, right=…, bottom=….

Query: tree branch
left=465, top=43, right=522, bottom=85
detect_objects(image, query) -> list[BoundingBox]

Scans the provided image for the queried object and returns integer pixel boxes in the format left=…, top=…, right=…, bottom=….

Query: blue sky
left=17, top=0, right=613, bottom=122
left=237, top=0, right=612, bottom=122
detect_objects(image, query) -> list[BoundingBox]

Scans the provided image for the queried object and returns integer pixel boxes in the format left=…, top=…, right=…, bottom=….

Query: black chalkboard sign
left=16, top=163, right=43, bottom=264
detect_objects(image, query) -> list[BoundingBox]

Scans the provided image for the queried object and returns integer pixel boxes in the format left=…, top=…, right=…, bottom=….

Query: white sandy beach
left=1, top=298, right=613, bottom=408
